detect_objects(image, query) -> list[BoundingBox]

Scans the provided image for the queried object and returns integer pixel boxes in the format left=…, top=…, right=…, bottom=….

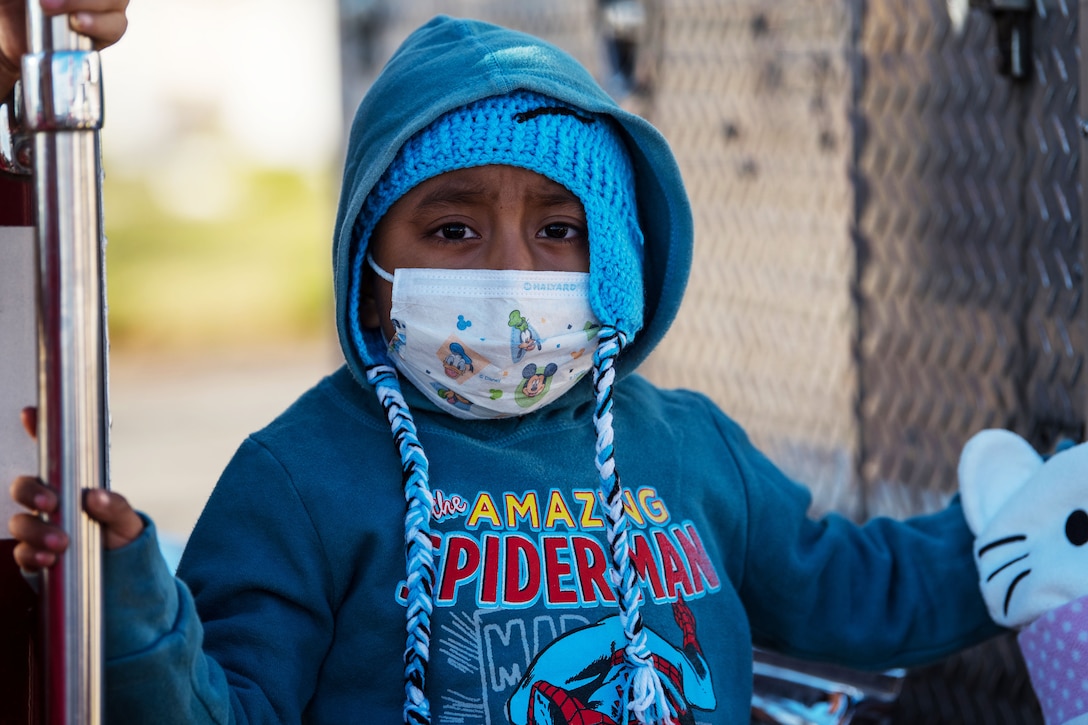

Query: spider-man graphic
left=506, top=600, right=714, bottom=725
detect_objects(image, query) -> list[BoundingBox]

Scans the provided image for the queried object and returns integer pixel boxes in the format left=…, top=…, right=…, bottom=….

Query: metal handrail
left=21, top=3, right=108, bottom=722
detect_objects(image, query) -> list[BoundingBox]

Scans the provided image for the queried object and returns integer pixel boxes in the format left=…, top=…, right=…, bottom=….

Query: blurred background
left=103, top=0, right=341, bottom=351
left=102, top=0, right=344, bottom=552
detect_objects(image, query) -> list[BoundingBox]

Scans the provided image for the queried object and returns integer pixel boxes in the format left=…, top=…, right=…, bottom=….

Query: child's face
left=361, top=165, right=589, bottom=339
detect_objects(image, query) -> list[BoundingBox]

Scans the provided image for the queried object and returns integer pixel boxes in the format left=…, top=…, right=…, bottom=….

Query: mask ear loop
left=367, top=251, right=397, bottom=284
left=592, top=326, right=677, bottom=724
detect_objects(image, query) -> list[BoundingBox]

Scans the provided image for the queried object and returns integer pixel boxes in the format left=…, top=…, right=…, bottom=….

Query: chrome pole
left=21, top=2, right=107, bottom=723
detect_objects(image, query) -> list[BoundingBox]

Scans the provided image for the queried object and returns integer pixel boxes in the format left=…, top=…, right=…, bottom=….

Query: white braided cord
left=591, top=329, right=677, bottom=724
left=367, top=364, right=435, bottom=725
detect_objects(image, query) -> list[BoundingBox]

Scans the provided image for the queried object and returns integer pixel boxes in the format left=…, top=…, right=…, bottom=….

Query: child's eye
left=435, top=223, right=480, bottom=240
left=539, top=223, right=580, bottom=240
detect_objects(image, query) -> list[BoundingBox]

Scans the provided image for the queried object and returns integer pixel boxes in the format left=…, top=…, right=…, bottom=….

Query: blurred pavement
left=108, top=341, right=340, bottom=566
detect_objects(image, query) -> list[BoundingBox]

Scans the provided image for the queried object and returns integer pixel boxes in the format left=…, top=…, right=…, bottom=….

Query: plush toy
left=959, top=429, right=1088, bottom=725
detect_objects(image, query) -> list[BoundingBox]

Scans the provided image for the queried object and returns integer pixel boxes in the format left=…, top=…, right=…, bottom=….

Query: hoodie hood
left=332, top=15, right=692, bottom=386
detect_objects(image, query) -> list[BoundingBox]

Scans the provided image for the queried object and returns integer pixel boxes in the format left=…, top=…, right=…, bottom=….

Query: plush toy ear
left=958, top=429, right=1043, bottom=535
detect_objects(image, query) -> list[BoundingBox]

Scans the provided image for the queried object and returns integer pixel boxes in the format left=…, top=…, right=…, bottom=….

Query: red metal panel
left=1, top=169, right=36, bottom=725
left=0, top=172, right=32, bottom=225
left=0, top=542, right=38, bottom=725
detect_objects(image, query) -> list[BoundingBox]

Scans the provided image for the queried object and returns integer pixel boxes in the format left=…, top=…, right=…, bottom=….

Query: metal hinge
left=1, top=48, right=103, bottom=176
left=950, top=0, right=1032, bottom=81
left=0, top=83, right=31, bottom=176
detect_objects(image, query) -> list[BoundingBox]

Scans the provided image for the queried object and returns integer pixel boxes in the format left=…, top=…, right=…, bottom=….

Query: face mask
left=371, top=260, right=602, bottom=419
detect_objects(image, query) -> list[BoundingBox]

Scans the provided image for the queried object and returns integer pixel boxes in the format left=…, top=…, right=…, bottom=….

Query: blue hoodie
left=103, top=15, right=1000, bottom=724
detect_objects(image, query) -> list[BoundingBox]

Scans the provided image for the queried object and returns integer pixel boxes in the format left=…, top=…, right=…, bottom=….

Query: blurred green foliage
left=103, top=167, right=336, bottom=351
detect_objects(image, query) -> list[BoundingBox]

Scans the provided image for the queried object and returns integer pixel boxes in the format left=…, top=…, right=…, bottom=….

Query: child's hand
left=7, top=407, right=144, bottom=572
left=1, top=0, right=130, bottom=98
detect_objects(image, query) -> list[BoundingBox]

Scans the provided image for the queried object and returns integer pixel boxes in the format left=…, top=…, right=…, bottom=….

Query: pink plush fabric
left=1019, top=594, right=1088, bottom=724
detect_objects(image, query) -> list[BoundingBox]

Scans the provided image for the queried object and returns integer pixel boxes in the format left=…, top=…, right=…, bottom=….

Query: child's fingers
left=35, top=0, right=128, bottom=49
left=9, top=476, right=64, bottom=570
left=9, top=475, right=57, bottom=513
left=9, top=472, right=142, bottom=570
left=20, top=407, right=37, bottom=441
left=11, top=477, right=142, bottom=551
left=12, top=540, right=60, bottom=570
left=83, top=488, right=144, bottom=549
left=39, top=0, right=129, bottom=15
left=70, top=10, right=127, bottom=48
left=8, top=512, right=69, bottom=570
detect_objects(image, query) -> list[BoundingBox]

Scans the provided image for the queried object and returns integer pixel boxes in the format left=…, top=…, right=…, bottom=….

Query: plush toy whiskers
left=959, top=429, right=1088, bottom=725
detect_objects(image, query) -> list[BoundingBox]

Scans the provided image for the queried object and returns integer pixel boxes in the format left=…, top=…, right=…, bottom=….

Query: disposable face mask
left=372, top=261, right=602, bottom=420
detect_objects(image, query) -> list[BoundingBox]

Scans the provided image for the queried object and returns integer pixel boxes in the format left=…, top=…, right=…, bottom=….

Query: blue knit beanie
left=349, top=91, right=670, bottom=725
left=348, top=90, right=645, bottom=368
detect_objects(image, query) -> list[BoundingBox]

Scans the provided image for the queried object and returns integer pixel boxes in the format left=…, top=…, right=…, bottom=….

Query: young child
left=10, top=14, right=1004, bottom=725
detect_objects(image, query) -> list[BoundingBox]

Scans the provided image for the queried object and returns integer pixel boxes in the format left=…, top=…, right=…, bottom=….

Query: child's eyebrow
left=527, top=187, right=584, bottom=211
left=412, top=179, right=584, bottom=213
left=413, top=182, right=491, bottom=211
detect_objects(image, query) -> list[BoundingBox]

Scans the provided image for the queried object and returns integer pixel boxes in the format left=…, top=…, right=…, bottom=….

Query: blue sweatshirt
left=103, top=15, right=1000, bottom=724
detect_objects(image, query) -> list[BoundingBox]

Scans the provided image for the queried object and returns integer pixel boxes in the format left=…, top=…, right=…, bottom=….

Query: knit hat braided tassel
left=366, top=364, right=436, bottom=724
left=592, top=329, right=678, bottom=725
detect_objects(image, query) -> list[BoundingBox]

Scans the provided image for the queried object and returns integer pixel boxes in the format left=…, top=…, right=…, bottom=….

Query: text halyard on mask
left=521, top=281, right=583, bottom=292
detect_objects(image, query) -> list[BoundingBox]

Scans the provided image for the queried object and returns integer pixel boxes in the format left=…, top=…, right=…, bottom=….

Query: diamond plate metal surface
left=856, top=0, right=1084, bottom=527
left=853, top=1, right=1069, bottom=722
left=636, top=0, right=861, bottom=518
left=891, top=634, right=1044, bottom=725
left=1020, top=1, right=1086, bottom=450
left=854, top=0, right=1029, bottom=518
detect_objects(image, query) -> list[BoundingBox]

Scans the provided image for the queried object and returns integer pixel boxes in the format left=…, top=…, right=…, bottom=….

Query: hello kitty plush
left=958, top=429, right=1088, bottom=725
